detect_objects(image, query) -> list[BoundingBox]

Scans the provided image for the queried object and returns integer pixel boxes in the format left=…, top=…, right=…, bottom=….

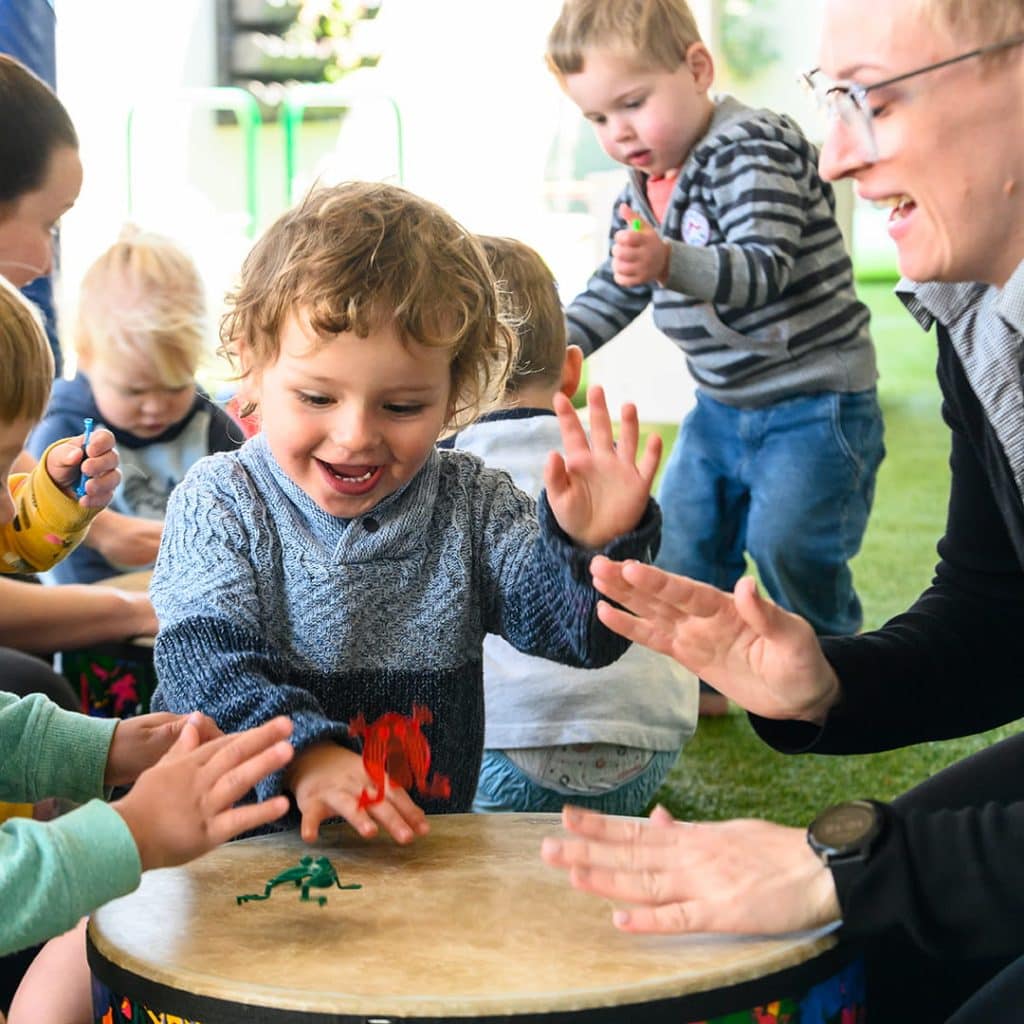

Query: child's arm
left=564, top=187, right=655, bottom=357
left=0, top=576, right=157, bottom=653
left=473, top=390, right=661, bottom=670
left=149, top=458, right=354, bottom=811
left=0, top=429, right=121, bottom=574
left=608, top=205, right=672, bottom=288
left=284, top=741, right=429, bottom=845
left=110, top=716, right=293, bottom=871
left=629, top=136, right=817, bottom=311
left=79, top=508, right=163, bottom=568
left=0, top=712, right=292, bottom=955
left=544, top=386, right=661, bottom=549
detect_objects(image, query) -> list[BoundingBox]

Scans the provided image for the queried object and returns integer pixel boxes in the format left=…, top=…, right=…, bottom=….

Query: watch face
left=814, top=802, right=878, bottom=848
left=806, top=794, right=880, bottom=860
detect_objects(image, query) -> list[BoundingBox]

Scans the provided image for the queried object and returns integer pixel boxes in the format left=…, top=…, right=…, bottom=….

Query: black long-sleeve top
left=753, top=323, right=1024, bottom=958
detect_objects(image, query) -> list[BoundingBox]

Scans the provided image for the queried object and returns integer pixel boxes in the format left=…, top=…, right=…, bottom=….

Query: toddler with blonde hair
left=27, top=227, right=238, bottom=583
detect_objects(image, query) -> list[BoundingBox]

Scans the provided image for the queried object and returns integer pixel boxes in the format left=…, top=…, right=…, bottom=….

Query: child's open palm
left=545, top=386, right=661, bottom=549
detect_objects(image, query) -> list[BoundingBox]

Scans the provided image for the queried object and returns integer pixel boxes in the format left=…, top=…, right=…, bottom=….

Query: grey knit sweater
left=568, top=95, right=877, bottom=407
left=150, top=434, right=660, bottom=818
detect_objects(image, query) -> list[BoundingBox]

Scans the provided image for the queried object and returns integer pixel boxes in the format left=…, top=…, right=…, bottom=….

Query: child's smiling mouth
left=316, top=459, right=384, bottom=496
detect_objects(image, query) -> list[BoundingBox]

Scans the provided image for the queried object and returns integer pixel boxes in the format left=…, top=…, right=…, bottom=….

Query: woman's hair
left=74, top=226, right=207, bottom=387
left=0, top=55, right=77, bottom=207
left=0, top=275, right=54, bottom=423
left=916, top=0, right=1024, bottom=47
left=476, top=236, right=566, bottom=395
left=547, top=0, right=702, bottom=77
left=222, top=181, right=518, bottom=431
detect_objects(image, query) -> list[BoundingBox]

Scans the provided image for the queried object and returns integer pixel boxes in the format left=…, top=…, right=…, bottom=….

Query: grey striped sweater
left=150, top=435, right=660, bottom=821
left=568, top=95, right=878, bottom=407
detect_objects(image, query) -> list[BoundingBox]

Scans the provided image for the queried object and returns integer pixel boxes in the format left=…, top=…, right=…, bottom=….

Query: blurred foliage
left=717, top=0, right=781, bottom=81
left=286, top=0, right=382, bottom=81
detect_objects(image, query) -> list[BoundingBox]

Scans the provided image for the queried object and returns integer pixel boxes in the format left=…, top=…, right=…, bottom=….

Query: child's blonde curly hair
left=222, top=181, right=518, bottom=432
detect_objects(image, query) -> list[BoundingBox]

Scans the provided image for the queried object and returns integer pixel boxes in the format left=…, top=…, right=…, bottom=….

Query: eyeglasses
left=801, top=33, right=1024, bottom=162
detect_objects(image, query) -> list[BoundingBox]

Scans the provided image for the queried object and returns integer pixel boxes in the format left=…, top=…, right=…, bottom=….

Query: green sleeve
left=0, top=691, right=117, bottom=803
left=0, top=800, right=141, bottom=955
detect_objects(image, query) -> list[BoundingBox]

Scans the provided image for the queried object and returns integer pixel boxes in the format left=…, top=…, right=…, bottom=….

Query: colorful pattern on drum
left=62, top=644, right=156, bottom=718
left=91, top=960, right=865, bottom=1023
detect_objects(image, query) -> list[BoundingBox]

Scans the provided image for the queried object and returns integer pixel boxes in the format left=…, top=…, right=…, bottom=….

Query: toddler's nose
left=331, top=405, right=379, bottom=452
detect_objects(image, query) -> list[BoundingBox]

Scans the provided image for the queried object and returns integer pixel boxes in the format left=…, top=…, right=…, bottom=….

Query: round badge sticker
left=682, top=208, right=711, bottom=246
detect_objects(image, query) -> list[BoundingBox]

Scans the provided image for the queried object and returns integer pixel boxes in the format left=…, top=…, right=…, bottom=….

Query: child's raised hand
left=105, top=710, right=223, bottom=787
left=545, top=385, right=661, bottom=549
left=612, top=204, right=671, bottom=287
left=112, top=716, right=295, bottom=871
left=46, top=426, right=121, bottom=508
left=285, top=741, right=430, bottom=846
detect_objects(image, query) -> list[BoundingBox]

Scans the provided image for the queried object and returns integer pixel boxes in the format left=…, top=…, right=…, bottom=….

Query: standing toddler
left=548, top=0, right=885, bottom=715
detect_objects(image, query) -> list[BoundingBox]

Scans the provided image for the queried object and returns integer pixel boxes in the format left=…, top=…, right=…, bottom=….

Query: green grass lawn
left=646, top=282, right=1024, bottom=826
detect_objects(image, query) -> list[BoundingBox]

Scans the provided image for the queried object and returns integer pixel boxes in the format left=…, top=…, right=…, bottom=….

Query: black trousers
left=864, top=731, right=1024, bottom=1022
left=0, top=646, right=78, bottom=710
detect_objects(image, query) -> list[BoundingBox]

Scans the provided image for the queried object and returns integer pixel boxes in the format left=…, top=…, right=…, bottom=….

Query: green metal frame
left=125, top=87, right=263, bottom=239
left=281, top=81, right=404, bottom=206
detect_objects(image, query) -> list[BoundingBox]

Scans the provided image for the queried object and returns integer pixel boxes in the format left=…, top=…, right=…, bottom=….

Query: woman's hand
left=542, top=804, right=840, bottom=935
left=590, top=559, right=841, bottom=724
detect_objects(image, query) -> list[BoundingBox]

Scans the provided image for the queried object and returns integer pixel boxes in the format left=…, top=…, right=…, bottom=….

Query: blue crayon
left=75, top=417, right=95, bottom=498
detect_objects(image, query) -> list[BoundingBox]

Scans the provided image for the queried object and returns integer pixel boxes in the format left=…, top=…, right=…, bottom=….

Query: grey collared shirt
left=896, top=259, right=1024, bottom=505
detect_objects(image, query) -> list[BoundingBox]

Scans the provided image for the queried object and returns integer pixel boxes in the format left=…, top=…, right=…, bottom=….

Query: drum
left=62, top=571, right=155, bottom=717
left=88, top=814, right=864, bottom=1023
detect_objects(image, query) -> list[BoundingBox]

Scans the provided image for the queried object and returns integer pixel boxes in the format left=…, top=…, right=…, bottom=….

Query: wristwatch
left=806, top=799, right=885, bottom=868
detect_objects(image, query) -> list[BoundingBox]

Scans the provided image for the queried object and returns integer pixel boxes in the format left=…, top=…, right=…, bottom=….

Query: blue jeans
left=656, top=389, right=885, bottom=636
left=473, top=749, right=679, bottom=816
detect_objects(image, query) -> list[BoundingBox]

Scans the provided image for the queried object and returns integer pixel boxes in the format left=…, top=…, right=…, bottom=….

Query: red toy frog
left=348, top=704, right=451, bottom=809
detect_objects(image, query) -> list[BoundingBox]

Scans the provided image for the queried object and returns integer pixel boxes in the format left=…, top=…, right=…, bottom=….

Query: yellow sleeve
left=0, top=439, right=98, bottom=574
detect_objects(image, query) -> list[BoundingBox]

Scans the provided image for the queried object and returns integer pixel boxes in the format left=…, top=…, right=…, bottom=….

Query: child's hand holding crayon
left=612, top=203, right=671, bottom=287
left=45, top=422, right=121, bottom=508
left=546, top=385, right=661, bottom=549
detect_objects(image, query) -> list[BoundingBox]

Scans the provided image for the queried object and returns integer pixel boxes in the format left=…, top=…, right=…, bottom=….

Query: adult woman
left=542, top=2, right=1024, bottom=1020
left=0, top=54, right=158, bottom=698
